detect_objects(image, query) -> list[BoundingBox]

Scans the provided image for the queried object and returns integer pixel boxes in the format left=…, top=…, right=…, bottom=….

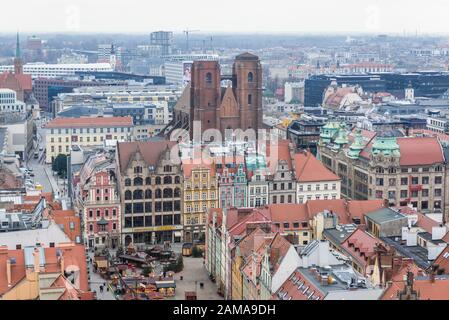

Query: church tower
left=405, top=81, right=414, bottom=101
left=232, top=53, right=263, bottom=133
left=14, top=32, right=23, bottom=75
left=109, top=43, right=117, bottom=71
left=190, top=60, right=221, bottom=137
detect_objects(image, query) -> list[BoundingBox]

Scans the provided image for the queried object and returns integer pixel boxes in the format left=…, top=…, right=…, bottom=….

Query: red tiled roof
left=269, top=233, right=292, bottom=274
left=397, top=137, right=444, bottom=166
left=0, top=72, right=32, bottom=92
left=381, top=277, right=449, bottom=300
left=266, top=140, right=293, bottom=174
left=416, top=213, right=439, bottom=233
left=46, top=116, right=133, bottom=129
left=347, top=200, right=385, bottom=221
left=272, top=269, right=326, bottom=300
left=433, top=246, right=449, bottom=275
left=0, top=247, right=26, bottom=295
left=265, top=199, right=383, bottom=228
left=51, top=210, right=81, bottom=242
left=0, top=243, right=89, bottom=296
left=325, top=87, right=357, bottom=108
left=341, top=229, right=383, bottom=269
left=294, top=151, right=340, bottom=182
left=443, top=232, right=449, bottom=244
left=228, top=209, right=272, bottom=237
left=237, top=228, right=271, bottom=259
left=410, top=129, right=449, bottom=144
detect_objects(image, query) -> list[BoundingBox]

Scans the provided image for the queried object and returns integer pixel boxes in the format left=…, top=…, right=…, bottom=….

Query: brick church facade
left=171, top=53, right=263, bottom=140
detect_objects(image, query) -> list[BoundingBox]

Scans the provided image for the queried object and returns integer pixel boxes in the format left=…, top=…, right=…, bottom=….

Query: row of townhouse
left=71, top=138, right=341, bottom=248
left=206, top=201, right=449, bottom=300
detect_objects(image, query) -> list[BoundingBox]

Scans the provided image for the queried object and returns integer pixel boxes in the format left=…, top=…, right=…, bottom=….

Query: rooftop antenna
left=183, top=29, right=200, bottom=53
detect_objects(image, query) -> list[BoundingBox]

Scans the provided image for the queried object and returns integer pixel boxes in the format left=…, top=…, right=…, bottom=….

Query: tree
left=52, top=154, right=67, bottom=178
left=163, top=255, right=184, bottom=273
left=142, top=265, right=153, bottom=277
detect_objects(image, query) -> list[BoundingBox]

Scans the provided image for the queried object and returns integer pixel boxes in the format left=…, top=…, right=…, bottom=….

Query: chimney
left=59, top=254, right=65, bottom=274
left=430, top=272, right=436, bottom=283
left=33, top=248, right=40, bottom=273
left=6, top=258, right=12, bottom=287
left=272, top=247, right=280, bottom=265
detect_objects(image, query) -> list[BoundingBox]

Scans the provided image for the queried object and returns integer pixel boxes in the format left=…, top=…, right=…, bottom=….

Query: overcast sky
left=2, top=0, right=449, bottom=35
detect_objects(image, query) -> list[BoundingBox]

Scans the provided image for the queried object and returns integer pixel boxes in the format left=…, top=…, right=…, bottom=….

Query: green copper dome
left=320, top=121, right=342, bottom=144
left=334, top=128, right=349, bottom=145
left=347, top=129, right=366, bottom=159
left=372, top=136, right=400, bottom=157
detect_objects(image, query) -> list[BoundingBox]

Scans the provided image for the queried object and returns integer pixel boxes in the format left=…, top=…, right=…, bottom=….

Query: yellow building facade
left=182, top=164, right=218, bottom=243
left=45, top=116, right=133, bottom=163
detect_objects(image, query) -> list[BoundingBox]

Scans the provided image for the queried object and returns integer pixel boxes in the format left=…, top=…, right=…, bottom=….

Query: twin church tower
left=172, top=52, right=264, bottom=140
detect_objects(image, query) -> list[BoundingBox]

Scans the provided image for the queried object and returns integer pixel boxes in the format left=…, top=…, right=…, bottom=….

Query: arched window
left=175, top=176, right=181, bottom=184
left=134, top=177, right=143, bottom=186
left=155, top=177, right=161, bottom=185
left=124, top=190, right=132, bottom=200
left=145, top=189, right=152, bottom=199
left=125, top=178, right=131, bottom=186
left=164, top=176, right=172, bottom=184
left=248, top=94, right=252, bottom=105
left=174, top=188, right=181, bottom=197
left=163, top=188, right=173, bottom=198
left=206, top=72, right=212, bottom=84
left=145, top=177, right=151, bottom=185
left=155, top=189, right=162, bottom=199
left=248, top=72, right=254, bottom=82
left=133, top=189, right=143, bottom=200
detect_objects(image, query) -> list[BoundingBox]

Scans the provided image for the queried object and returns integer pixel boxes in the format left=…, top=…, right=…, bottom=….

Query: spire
left=14, top=32, right=23, bottom=74
left=15, top=32, right=21, bottom=59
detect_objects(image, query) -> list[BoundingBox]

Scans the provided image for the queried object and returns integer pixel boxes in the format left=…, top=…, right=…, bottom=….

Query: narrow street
left=87, top=251, right=116, bottom=300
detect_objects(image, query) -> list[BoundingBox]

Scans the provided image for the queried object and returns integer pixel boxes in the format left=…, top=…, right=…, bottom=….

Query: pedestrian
left=100, top=285, right=103, bottom=293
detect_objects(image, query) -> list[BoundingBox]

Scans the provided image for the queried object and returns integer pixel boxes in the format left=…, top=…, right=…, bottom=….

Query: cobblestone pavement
left=170, top=257, right=223, bottom=300
left=87, top=251, right=116, bottom=300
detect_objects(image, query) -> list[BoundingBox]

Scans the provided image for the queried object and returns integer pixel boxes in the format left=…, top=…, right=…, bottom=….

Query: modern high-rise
left=150, top=31, right=173, bottom=56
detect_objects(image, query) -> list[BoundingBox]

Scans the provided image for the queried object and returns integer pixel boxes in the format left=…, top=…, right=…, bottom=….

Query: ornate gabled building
left=317, top=122, right=446, bottom=216
left=216, top=156, right=248, bottom=209
left=182, top=159, right=218, bottom=243
left=75, top=153, right=121, bottom=249
left=246, top=153, right=270, bottom=208
left=267, top=140, right=297, bottom=205
left=116, top=141, right=183, bottom=246
left=170, top=53, right=263, bottom=140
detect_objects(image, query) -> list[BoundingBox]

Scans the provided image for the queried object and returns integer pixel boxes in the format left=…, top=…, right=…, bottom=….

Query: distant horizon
left=1, top=30, right=449, bottom=38
left=3, top=0, right=449, bottom=36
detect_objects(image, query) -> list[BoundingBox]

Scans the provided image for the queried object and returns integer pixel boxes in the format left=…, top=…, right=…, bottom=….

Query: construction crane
left=183, top=29, right=200, bottom=53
